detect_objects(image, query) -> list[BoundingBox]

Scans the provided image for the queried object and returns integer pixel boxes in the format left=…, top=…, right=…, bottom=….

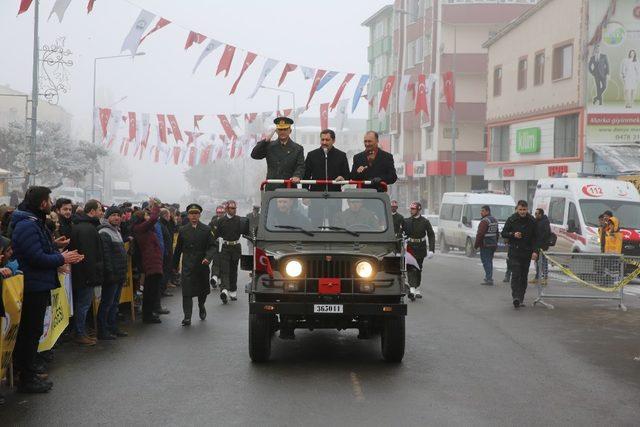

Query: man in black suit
left=303, top=129, right=350, bottom=192
left=303, top=129, right=351, bottom=226
left=351, top=131, right=397, bottom=189
left=589, top=44, right=609, bottom=105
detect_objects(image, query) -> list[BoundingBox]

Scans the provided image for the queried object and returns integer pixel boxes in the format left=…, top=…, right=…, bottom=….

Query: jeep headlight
left=355, top=260, right=374, bottom=278
left=284, top=260, right=303, bottom=278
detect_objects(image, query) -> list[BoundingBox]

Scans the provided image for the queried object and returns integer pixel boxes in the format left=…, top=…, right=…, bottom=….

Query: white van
left=438, top=192, right=516, bottom=257
left=53, top=186, right=85, bottom=205
left=533, top=177, right=640, bottom=254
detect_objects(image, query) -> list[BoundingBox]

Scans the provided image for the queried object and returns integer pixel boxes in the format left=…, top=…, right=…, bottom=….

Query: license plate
left=313, top=304, right=343, bottom=314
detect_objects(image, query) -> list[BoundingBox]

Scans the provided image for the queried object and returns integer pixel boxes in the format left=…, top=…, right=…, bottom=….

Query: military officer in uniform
left=172, top=204, right=218, bottom=326
left=209, top=205, right=225, bottom=289
left=246, top=205, right=261, bottom=239
left=402, top=201, right=435, bottom=301
left=251, top=117, right=305, bottom=190
left=391, top=200, right=404, bottom=238
left=214, top=200, right=249, bottom=304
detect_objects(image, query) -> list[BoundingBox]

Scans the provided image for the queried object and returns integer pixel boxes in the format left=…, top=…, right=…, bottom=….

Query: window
left=440, top=203, right=454, bottom=220
left=452, top=204, right=463, bottom=221
left=552, top=43, right=573, bottom=80
left=554, top=113, right=578, bottom=158
left=548, top=197, right=566, bottom=225
left=491, top=125, right=510, bottom=162
left=414, top=37, right=423, bottom=64
left=517, top=57, right=527, bottom=90
left=567, top=202, right=581, bottom=234
left=407, top=41, right=415, bottom=68
left=493, top=66, right=502, bottom=96
left=373, top=21, right=385, bottom=41
left=424, top=34, right=432, bottom=57
left=373, top=56, right=386, bottom=78
left=534, top=51, right=545, bottom=86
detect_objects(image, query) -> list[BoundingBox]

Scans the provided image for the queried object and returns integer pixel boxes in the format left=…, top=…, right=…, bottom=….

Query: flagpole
left=450, top=24, right=457, bottom=192
left=30, top=0, right=39, bottom=186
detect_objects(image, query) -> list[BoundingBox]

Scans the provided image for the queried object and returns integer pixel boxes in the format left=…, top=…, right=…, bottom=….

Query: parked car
left=438, top=192, right=515, bottom=257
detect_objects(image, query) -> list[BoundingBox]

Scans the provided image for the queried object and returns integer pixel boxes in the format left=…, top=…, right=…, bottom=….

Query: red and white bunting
left=330, top=73, right=354, bottom=111
left=378, top=75, right=396, bottom=113
left=87, top=0, right=96, bottom=13
left=121, top=9, right=155, bottom=55
left=157, top=114, right=167, bottom=143
left=230, top=51, right=257, bottom=94
left=48, top=0, right=72, bottom=22
left=249, top=58, right=279, bottom=99
left=306, top=69, right=327, bottom=108
left=217, top=114, right=237, bottom=140
left=18, top=0, right=33, bottom=14
left=278, top=63, right=298, bottom=87
left=140, top=17, right=171, bottom=44
left=167, top=114, right=183, bottom=143
left=320, top=103, right=329, bottom=130
left=216, top=45, right=236, bottom=77
left=192, top=39, right=222, bottom=74
left=184, top=31, right=206, bottom=50
left=127, top=112, right=137, bottom=142
left=98, top=108, right=111, bottom=139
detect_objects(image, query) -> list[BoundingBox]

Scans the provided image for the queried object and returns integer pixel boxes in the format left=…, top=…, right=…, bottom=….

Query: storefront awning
left=590, top=144, right=640, bottom=175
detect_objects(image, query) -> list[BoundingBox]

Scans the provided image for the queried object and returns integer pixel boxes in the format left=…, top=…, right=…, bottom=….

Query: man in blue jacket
left=11, top=186, right=84, bottom=393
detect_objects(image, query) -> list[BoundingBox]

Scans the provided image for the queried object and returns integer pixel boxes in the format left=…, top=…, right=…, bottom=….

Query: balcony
left=367, top=36, right=392, bottom=61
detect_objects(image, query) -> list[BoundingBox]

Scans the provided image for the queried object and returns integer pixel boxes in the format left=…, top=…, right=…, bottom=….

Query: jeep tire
left=249, top=313, right=273, bottom=362
left=381, top=316, right=405, bottom=363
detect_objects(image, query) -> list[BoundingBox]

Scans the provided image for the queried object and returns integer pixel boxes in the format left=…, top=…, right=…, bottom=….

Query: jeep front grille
left=305, top=258, right=353, bottom=278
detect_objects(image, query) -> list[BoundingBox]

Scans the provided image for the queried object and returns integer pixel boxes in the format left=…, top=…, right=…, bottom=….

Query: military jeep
left=243, top=179, right=407, bottom=363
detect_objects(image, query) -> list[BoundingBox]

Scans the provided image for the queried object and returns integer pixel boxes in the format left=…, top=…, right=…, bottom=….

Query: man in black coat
left=69, top=199, right=104, bottom=345
left=54, top=197, right=73, bottom=239
left=501, top=200, right=538, bottom=308
left=351, top=131, right=397, bottom=190
left=303, top=129, right=350, bottom=191
left=534, top=208, right=551, bottom=285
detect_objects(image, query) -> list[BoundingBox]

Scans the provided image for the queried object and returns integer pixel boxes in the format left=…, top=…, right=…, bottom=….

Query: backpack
left=547, top=232, right=557, bottom=247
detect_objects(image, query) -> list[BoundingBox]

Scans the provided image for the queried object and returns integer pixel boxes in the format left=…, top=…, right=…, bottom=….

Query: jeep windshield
left=265, top=196, right=388, bottom=233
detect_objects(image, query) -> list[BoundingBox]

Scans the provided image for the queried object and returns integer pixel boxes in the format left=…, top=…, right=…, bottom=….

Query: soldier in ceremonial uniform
left=402, top=201, right=435, bottom=301
left=209, top=205, right=225, bottom=289
left=391, top=200, right=404, bottom=238
left=214, top=200, right=248, bottom=304
left=251, top=117, right=305, bottom=190
left=173, top=204, right=217, bottom=326
left=246, top=205, right=261, bottom=239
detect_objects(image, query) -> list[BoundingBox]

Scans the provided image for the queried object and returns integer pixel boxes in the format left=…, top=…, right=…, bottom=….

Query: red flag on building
left=193, top=114, right=204, bottom=130
left=378, top=75, right=396, bottom=112
left=18, top=0, right=33, bottom=14
left=216, top=45, right=236, bottom=77
left=87, top=0, right=96, bottom=13
left=200, top=145, right=212, bottom=165
left=278, top=63, right=298, bottom=87
left=330, top=73, right=355, bottom=111
left=320, top=103, right=329, bottom=130
left=140, top=17, right=171, bottom=44
left=442, top=71, right=455, bottom=110
left=184, top=31, right=206, bottom=50
left=306, top=69, right=327, bottom=108
left=217, top=114, right=237, bottom=140
left=157, top=114, right=167, bottom=143
left=230, top=51, right=257, bottom=94
left=167, top=114, right=183, bottom=143
left=128, top=112, right=137, bottom=141
left=414, top=74, right=429, bottom=117
left=98, top=108, right=111, bottom=139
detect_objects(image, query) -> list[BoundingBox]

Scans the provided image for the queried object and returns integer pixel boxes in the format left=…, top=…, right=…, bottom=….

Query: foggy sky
left=0, top=0, right=388, bottom=200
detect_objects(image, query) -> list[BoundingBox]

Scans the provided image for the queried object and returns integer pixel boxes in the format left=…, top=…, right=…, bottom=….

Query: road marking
left=350, top=372, right=365, bottom=402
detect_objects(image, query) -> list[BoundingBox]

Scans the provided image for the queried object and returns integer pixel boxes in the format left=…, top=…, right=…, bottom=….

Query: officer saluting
left=172, top=204, right=217, bottom=326
left=251, top=117, right=305, bottom=190
left=402, top=202, right=435, bottom=301
left=213, top=200, right=249, bottom=304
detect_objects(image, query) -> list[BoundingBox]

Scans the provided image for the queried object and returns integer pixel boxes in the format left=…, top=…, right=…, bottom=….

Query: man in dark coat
left=159, top=208, right=174, bottom=298
left=402, top=201, right=435, bottom=301
left=351, top=131, right=397, bottom=190
left=214, top=200, right=249, bottom=304
left=303, top=129, right=350, bottom=192
left=131, top=199, right=164, bottom=323
left=11, top=186, right=83, bottom=393
left=246, top=205, right=261, bottom=239
left=589, top=44, right=609, bottom=105
left=501, top=200, right=538, bottom=308
left=54, top=197, right=73, bottom=239
left=209, top=205, right=225, bottom=288
left=97, top=206, right=128, bottom=339
left=173, top=204, right=217, bottom=326
left=251, top=117, right=305, bottom=190
left=69, top=199, right=104, bottom=346
left=534, top=208, right=551, bottom=285
left=391, top=200, right=404, bottom=238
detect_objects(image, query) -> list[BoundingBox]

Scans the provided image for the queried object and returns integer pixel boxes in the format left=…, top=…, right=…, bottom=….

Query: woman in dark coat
left=132, top=200, right=164, bottom=324
left=172, top=204, right=217, bottom=326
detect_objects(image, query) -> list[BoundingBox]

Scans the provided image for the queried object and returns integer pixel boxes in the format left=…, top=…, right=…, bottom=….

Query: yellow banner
left=119, top=242, right=134, bottom=304
left=38, top=274, right=72, bottom=352
left=1, top=276, right=24, bottom=381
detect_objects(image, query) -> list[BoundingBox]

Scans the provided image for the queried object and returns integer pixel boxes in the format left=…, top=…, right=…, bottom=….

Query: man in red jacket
left=132, top=198, right=164, bottom=324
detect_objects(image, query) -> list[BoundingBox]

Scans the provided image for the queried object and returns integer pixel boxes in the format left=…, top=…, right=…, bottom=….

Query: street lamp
left=259, top=85, right=297, bottom=142
left=91, top=52, right=145, bottom=199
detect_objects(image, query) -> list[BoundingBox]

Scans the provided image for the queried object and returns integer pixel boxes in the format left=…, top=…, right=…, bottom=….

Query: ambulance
left=533, top=177, right=640, bottom=255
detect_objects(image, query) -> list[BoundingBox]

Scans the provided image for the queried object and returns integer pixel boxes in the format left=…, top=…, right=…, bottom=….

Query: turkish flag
left=216, top=45, right=236, bottom=77
left=185, top=31, right=206, bottom=50
left=278, top=63, right=298, bottom=87
left=98, top=108, right=111, bottom=139
left=414, top=74, right=429, bottom=117
left=283, top=109, right=292, bottom=117
left=199, top=144, right=212, bottom=165
left=442, top=71, right=455, bottom=110
left=157, top=114, right=167, bottom=143
left=330, top=73, right=354, bottom=111
left=230, top=51, right=257, bottom=94
left=87, top=0, right=96, bottom=13
left=255, top=247, right=274, bottom=278
left=193, top=114, right=204, bottom=130
left=378, top=75, right=396, bottom=112
left=167, top=115, right=183, bottom=143
left=187, top=146, right=197, bottom=167
left=185, top=130, right=203, bottom=145
left=405, top=245, right=421, bottom=271
left=245, top=113, right=257, bottom=123
left=306, top=69, right=327, bottom=108
left=217, top=114, right=237, bottom=140
left=128, top=112, right=137, bottom=142
left=18, top=0, right=33, bottom=14
left=140, top=17, right=171, bottom=44
left=320, top=103, right=329, bottom=130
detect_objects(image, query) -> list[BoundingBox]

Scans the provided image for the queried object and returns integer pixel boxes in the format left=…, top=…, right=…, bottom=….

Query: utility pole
left=30, top=0, right=40, bottom=186
left=450, top=24, right=457, bottom=192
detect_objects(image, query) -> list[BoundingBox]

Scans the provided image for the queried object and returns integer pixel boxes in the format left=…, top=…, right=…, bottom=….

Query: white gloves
left=427, top=251, right=434, bottom=259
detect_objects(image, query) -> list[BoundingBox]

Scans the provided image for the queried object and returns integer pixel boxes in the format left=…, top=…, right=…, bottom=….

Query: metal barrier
left=533, top=252, right=640, bottom=311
